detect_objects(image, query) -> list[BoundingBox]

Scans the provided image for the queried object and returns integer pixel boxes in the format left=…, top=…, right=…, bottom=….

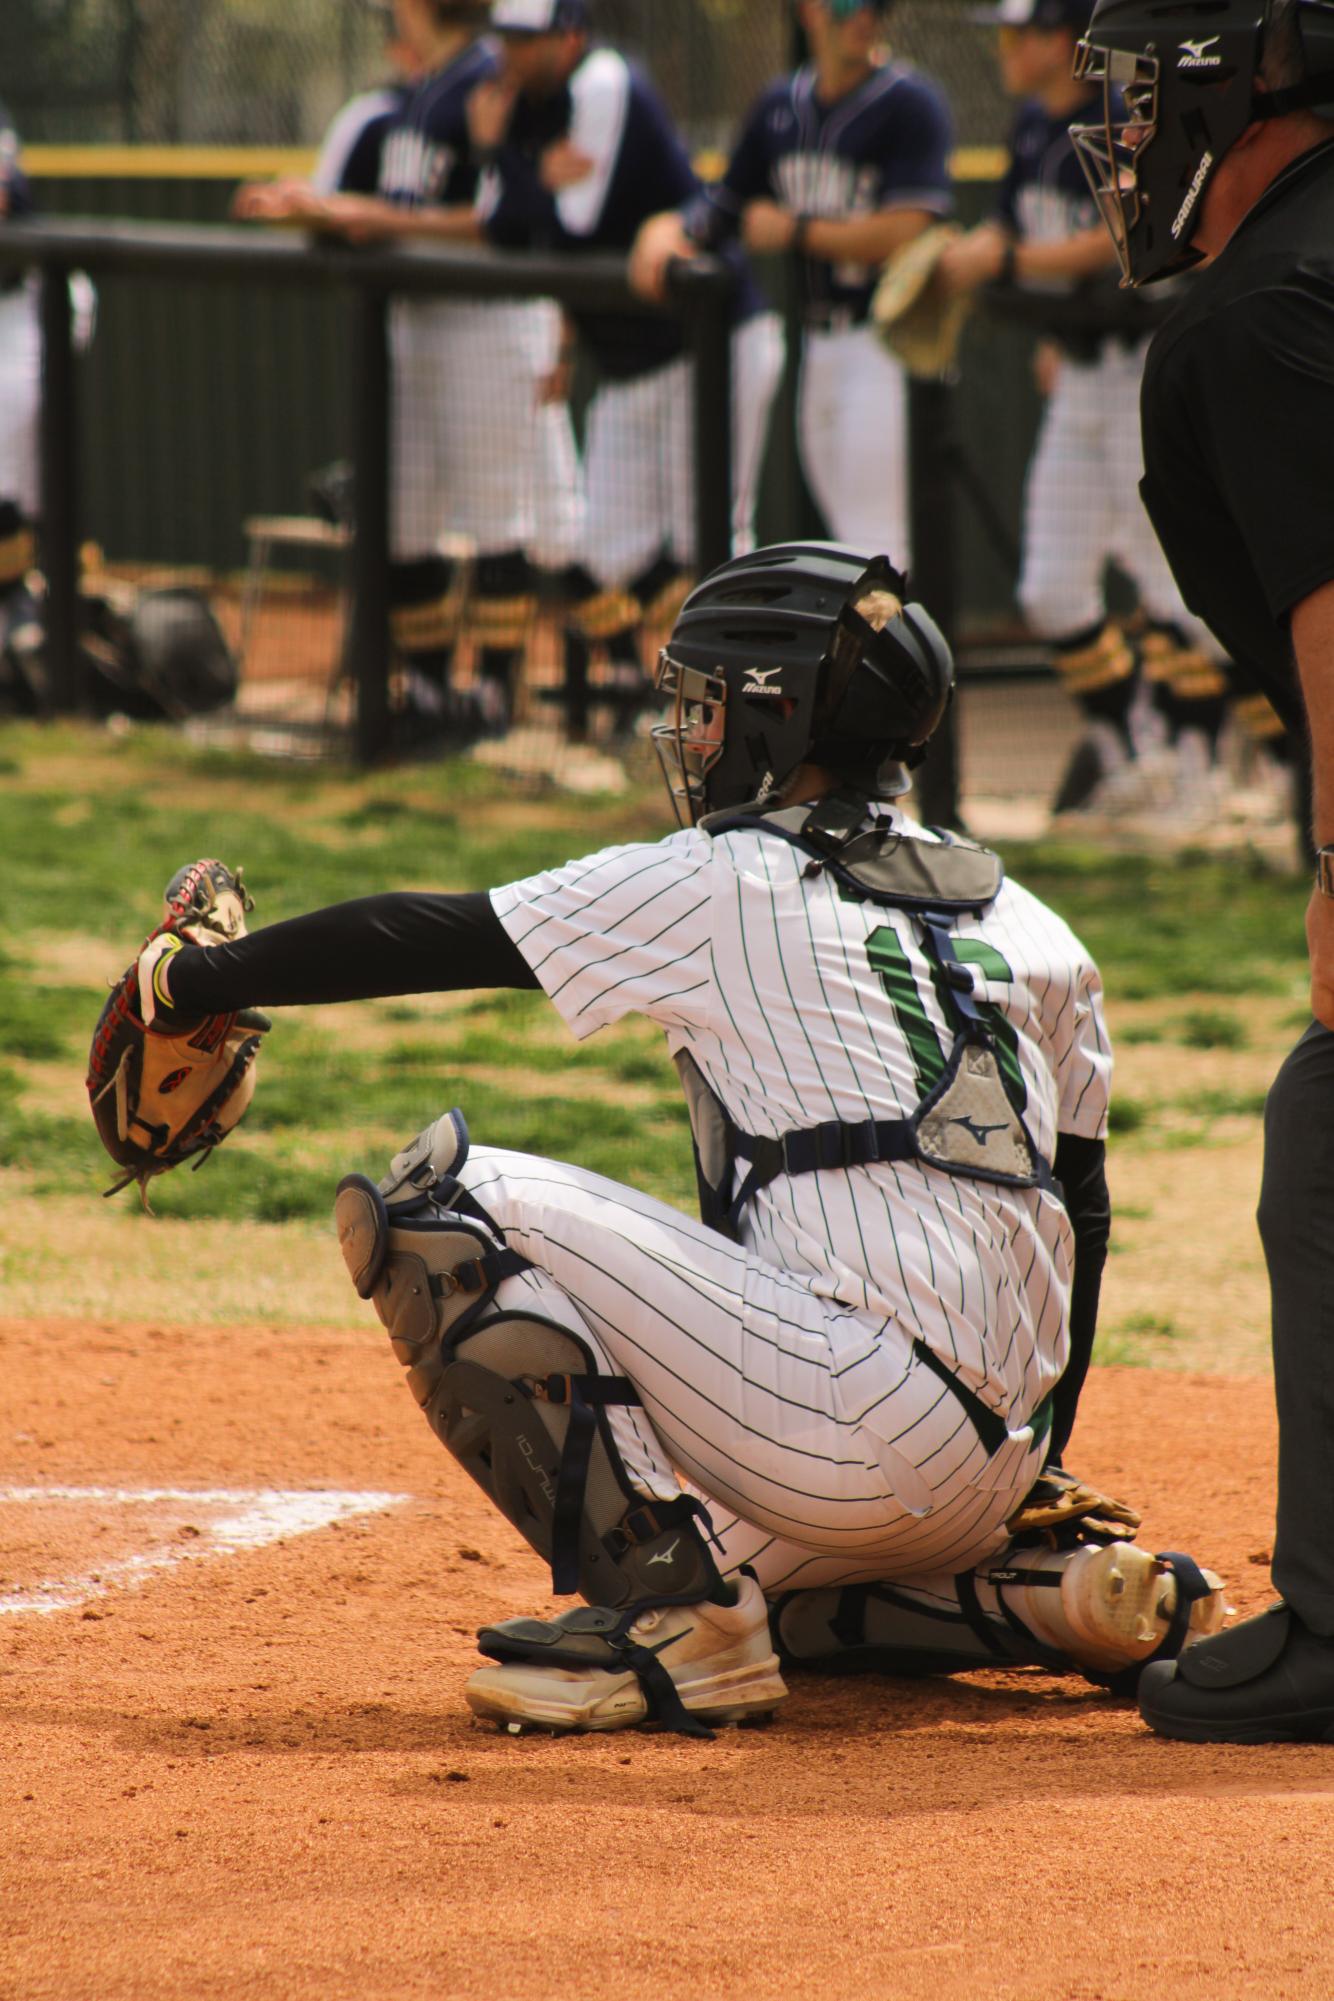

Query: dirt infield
left=4, top=1316, right=1332, bottom=2001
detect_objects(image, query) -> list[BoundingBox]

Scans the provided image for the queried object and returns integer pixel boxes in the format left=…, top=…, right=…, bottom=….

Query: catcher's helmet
left=652, top=542, right=954, bottom=825
left=1071, top=0, right=1334, bottom=286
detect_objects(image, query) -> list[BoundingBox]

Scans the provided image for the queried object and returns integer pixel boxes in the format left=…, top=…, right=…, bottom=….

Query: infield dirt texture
left=2, top=725, right=1331, bottom=1999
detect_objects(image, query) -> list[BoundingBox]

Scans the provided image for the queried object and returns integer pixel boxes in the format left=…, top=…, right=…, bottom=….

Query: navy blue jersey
left=994, top=88, right=1166, bottom=356
left=377, top=39, right=497, bottom=210
left=480, top=47, right=759, bottom=379
left=993, top=93, right=1101, bottom=248
left=693, top=62, right=953, bottom=324
left=312, top=84, right=413, bottom=197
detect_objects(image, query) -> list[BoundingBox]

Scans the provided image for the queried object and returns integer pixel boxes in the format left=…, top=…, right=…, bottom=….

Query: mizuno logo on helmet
left=1178, top=36, right=1222, bottom=66
left=744, top=666, right=784, bottom=695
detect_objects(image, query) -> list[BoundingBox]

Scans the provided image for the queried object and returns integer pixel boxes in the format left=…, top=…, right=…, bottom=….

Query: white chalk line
left=0, top=1484, right=408, bottom=1616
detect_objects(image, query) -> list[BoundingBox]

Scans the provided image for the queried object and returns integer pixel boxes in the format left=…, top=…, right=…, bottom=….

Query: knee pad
left=468, top=548, right=536, bottom=652
left=0, top=500, right=35, bottom=591
left=389, top=554, right=465, bottom=658
left=1140, top=622, right=1229, bottom=707
left=1051, top=621, right=1137, bottom=705
left=334, top=1112, right=720, bottom=1608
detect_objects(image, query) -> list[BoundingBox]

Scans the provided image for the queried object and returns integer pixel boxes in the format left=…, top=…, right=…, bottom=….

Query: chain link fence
left=3, top=1, right=1010, bottom=150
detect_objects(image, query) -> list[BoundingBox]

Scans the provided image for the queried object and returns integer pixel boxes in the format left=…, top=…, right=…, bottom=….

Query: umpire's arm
left=1294, top=580, right=1334, bottom=1029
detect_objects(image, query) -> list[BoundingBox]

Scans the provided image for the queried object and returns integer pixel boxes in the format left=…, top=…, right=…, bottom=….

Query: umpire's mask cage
left=1070, top=0, right=1334, bottom=287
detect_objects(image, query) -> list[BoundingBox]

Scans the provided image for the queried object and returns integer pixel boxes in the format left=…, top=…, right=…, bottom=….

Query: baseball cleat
left=465, top=1573, right=788, bottom=1735
left=988, top=1540, right=1229, bottom=1679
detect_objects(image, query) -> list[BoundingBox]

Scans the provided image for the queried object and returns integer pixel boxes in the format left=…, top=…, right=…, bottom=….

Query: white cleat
left=992, top=1540, right=1229, bottom=1678
left=465, top=1573, right=788, bottom=1735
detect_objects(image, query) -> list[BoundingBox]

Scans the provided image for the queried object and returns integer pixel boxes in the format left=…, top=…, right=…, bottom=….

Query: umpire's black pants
left=1259, top=1019, right=1334, bottom=1634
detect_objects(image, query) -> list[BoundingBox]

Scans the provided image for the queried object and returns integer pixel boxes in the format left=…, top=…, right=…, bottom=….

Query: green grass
left=0, top=720, right=1310, bottom=1231
left=1003, top=841, right=1306, bottom=1000
left=1096, top=1310, right=1182, bottom=1368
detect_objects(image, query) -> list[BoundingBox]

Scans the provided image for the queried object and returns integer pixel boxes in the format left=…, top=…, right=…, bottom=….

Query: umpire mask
left=652, top=543, right=954, bottom=826
left=1071, top=0, right=1334, bottom=285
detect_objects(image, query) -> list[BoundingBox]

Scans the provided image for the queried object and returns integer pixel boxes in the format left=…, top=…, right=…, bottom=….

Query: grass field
left=0, top=717, right=1311, bottom=1364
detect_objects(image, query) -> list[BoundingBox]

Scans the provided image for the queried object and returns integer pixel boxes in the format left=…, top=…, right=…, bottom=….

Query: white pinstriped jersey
left=491, top=804, right=1111, bottom=1436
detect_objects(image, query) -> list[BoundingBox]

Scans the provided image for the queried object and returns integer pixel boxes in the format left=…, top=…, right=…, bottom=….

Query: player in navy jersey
left=234, top=0, right=579, bottom=738
left=473, top=0, right=784, bottom=699
left=630, top=0, right=953, bottom=563
left=937, top=0, right=1239, bottom=827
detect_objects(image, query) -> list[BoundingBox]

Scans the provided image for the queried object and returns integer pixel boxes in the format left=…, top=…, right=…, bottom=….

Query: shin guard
left=334, top=1115, right=721, bottom=1609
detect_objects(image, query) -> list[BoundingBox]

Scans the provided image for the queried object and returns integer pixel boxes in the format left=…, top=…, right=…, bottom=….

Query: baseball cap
left=969, top=0, right=1091, bottom=28
left=490, top=0, right=588, bottom=30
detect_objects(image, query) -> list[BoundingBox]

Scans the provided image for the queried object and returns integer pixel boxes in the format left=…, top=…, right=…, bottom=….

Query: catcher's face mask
left=1068, top=0, right=1334, bottom=286
left=652, top=657, right=729, bottom=826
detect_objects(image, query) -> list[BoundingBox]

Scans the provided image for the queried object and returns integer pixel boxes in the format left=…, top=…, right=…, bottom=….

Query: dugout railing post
left=906, top=374, right=962, bottom=830
left=669, top=257, right=736, bottom=577
left=38, top=266, right=82, bottom=715
left=348, top=282, right=393, bottom=767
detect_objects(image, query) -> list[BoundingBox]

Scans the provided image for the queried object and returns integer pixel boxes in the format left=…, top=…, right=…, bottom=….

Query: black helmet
left=652, top=542, right=954, bottom=825
left=1071, top=0, right=1334, bottom=286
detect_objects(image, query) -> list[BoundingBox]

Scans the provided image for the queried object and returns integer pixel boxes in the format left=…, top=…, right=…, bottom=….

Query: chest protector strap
left=685, top=794, right=1055, bottom=1237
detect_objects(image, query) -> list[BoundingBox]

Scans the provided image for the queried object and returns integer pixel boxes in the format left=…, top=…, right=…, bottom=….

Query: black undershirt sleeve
left=167, top=891, right=541, bottom=1013
left=1048, top=1130, right=1111, bottom=1467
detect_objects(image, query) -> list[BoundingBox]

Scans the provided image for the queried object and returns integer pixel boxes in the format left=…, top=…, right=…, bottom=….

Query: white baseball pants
left=798, top=320, right=911, bottom=564
left=1019, top=339, right=1221, bottom=656
left=0, top=285, right=41, bottom=514
left=582, top=311, right=785, bottom=590
left=389, top=296, right=581, bottom=563
left=455, top=1145, right=1046, bottom=1594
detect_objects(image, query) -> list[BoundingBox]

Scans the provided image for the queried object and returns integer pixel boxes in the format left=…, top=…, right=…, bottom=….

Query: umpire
left=1072, top=0, right=1334, bottom=1741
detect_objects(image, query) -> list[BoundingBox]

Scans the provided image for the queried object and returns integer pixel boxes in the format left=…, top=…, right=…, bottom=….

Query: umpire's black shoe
left=1138, top=1602, right=1334, bottom=1743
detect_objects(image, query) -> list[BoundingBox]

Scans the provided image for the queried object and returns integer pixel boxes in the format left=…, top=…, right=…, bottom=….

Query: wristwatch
left=1317, top=846, right=1334, bottom=896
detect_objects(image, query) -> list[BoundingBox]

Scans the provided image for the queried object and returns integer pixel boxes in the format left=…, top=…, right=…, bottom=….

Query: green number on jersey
left=864, top=926, right=1027, bottom=1112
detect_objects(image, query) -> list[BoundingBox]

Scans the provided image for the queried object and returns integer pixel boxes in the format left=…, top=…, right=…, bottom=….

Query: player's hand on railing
left=467, top=77, right=518, bottom=152
left=741, top=199, right=799, bottom=256
left=628, top=212, right=694, bottom=303
left=540, top=139, right=594, bottom=193
left=935, top=223, right=1008, bottom=297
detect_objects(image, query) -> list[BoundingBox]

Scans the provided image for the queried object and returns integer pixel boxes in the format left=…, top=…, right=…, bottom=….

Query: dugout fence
left=0, top=219, right=738, bottom=772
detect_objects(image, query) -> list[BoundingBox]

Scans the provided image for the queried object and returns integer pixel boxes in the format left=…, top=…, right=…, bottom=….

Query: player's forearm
left=1292, top=579, right=1334, bottom=845
left=802, top=207, right=938, bottom=264
left=346, top=199, right=484, bottom=243
left=1048, top=1131, right=1111, bottom=1464
left=165, top=891, right=539, bottom=1011
left=1007, top=229, right=1118, bottom=286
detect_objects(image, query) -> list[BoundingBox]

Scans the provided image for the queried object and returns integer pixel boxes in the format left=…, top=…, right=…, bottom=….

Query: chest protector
left=682, top=791, right=1055, bottom=1239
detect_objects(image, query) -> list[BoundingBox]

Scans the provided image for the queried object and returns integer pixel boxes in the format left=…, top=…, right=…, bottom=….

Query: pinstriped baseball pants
left=455, top=1146, right=1046, bottom=1594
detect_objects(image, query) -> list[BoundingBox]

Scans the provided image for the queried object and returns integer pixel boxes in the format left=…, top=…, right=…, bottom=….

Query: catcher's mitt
left=871, top=222, right=972, bottom=379
left=1006, top=1467, right=1143, bottom=1544
left=87, top=859, right=270, bottom=1206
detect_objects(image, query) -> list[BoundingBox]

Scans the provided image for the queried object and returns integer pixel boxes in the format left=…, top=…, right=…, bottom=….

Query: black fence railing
left=0, top=218, right=737, bottom=766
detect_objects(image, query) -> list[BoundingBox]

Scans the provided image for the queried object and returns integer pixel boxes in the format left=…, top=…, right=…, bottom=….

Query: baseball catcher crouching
left=107, top=544, right=1228, bottom=1735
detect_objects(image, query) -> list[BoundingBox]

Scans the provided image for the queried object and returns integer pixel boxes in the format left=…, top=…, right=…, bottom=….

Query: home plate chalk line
left=0, top=1485, right=408, bottom=1616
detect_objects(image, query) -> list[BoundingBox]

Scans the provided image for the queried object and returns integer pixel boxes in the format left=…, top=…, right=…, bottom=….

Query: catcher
left=90, top=542, right=1227, bottom=1736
